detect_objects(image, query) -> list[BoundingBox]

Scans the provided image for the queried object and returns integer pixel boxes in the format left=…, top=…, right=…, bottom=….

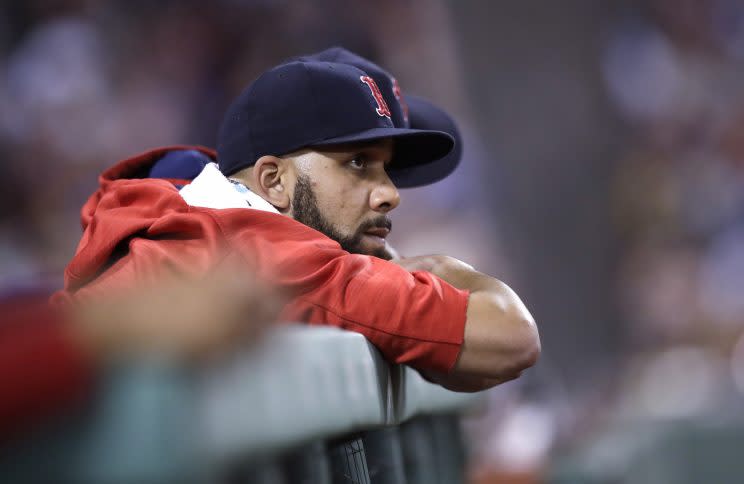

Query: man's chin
left=356, top=239, right=393, bottom=260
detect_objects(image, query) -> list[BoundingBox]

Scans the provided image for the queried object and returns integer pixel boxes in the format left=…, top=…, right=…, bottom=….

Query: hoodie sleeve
left=214, top=209, right=470, bottom=373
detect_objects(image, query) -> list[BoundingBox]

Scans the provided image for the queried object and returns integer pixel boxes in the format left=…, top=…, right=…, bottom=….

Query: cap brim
left=311, top=126, right=454, bottom=170
left=387, top=95, right=463, bottom=188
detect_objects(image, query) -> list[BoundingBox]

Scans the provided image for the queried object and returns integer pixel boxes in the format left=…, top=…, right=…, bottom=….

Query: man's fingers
left=390, top=255, right=439, bottom=272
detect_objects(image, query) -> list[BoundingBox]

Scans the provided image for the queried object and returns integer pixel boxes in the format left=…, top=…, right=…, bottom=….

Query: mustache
left=358, top=216, right=392, bottom=234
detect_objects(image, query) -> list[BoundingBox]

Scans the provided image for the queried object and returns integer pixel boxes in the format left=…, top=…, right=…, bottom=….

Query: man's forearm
left=394, top=254, right=540, bottom=387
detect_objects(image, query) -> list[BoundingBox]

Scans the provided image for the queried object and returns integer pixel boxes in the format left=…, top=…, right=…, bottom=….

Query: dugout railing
left=4, top=325, right=483, bottom=483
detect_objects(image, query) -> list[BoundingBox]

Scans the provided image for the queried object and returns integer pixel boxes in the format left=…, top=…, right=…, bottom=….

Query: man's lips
left=364, top=227, right=390, bottom=239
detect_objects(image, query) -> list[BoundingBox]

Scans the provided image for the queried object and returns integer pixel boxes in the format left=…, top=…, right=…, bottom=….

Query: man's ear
left=251, top=155, right=291, bottom=210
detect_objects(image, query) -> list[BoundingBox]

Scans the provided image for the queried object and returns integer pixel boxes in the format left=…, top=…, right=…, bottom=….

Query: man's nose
left=369, top=176, right=401, bottom=213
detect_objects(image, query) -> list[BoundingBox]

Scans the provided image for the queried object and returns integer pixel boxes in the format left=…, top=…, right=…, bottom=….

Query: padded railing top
left=200, top=325, right=482, bottom=460
left=5, top=325, right=483, bottom=482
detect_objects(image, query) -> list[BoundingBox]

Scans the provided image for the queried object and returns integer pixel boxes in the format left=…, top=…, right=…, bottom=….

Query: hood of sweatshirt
left=64, top=145, right=217, bottom=294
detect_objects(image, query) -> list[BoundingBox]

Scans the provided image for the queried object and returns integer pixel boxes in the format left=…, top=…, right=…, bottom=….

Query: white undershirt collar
left=178, top=163, right=280, bottom=214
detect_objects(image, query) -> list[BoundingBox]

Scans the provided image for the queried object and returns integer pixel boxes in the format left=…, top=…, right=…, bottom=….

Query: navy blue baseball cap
left=217, top=60, right=454, bottom=177
left=388, top=94, right=463, bottom=187
left=298, top=47, right=410, bottom=129
left=300, top=47, right=463, bottom=188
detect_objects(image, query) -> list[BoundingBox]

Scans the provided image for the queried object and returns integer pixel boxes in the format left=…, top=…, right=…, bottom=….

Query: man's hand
left=391, top=254, right=439, bottom=272
left=393, top=254, right=472, bottom=273
left=393, top=255, right=490, bottom=291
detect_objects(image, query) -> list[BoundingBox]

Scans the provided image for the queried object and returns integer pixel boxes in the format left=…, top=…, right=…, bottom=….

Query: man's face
left=288, top=139, right=400, bottom=259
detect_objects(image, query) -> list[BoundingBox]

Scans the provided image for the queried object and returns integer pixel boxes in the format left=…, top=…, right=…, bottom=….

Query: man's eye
left=348, top=157, right=367, bottom=170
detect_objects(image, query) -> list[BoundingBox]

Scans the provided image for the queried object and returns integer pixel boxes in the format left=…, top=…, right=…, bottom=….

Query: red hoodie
left=55, top=145, right=469, bottom=372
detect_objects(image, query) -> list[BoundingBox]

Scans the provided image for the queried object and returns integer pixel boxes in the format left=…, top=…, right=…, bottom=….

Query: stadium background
left=2, top=0, right=744, bottom=481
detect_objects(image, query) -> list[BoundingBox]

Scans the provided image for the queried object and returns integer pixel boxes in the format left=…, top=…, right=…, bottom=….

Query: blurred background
left=2, top=0, right=744, bottom=482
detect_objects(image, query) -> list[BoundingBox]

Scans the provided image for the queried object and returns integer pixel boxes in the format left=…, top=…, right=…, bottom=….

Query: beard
left=291, top=174, right=393, bottom=260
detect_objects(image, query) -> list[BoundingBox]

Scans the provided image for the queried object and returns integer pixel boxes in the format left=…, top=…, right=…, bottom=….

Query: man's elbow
left=493, top=315, right=541, bottom=378
left=433, top=331, right=539, bottom=392
left=426, top=323, right=540, bottom=393
left=511, top=316, right=541, bottom=371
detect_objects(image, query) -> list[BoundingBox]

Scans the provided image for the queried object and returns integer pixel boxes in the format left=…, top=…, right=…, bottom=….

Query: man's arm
left=393, top=255, right=540, bottom=392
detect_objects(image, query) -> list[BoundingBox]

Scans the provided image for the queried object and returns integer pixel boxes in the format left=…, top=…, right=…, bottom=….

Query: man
left=57, top=58, right=539, bottom=391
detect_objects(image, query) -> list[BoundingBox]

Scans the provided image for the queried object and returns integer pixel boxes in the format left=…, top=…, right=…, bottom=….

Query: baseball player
left=55, top=54, right=539, bottom=392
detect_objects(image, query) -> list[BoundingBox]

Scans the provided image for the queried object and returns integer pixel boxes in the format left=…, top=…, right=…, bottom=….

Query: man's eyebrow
left=355, top=146, right=393, bottom=166
left=335, top=139, right=389, bottom=151
left=321, top=140, right=393, bottom=162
